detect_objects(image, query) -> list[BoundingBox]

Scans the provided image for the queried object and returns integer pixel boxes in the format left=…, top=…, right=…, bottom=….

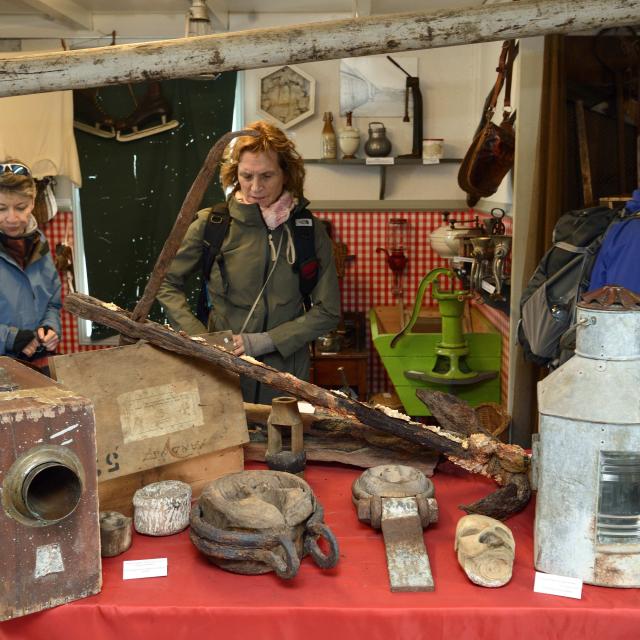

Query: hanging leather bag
left=458, top=40, right=519, bottom=207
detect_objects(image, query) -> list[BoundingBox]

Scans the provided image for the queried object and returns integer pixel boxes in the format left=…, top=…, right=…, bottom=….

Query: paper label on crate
left=123, top=558, right=168, bottom=580
left=34, top=543, right=64, bottom=578
left=365, top=157, right=395, bottom=165
left=118, top=381, right=204, bottom=443
left=533, top=572, right=583, bottom=599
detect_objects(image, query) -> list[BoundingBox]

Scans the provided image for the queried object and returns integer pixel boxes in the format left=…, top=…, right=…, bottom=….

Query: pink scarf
left=236, top=190, right=294, bottom=230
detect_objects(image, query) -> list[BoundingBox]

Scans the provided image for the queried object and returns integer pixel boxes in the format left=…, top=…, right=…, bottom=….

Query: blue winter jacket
left=589, top=217, right=640, bottom=295
left=0, top=225, right=62, bottom=355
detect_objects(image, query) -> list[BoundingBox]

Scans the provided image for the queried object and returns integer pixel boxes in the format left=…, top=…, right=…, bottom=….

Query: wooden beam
left=0, top=0, right=637, bottom=97
left=19, top=0, right=93, bottom=31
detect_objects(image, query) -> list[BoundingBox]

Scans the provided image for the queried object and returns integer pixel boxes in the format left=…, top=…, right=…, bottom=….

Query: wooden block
left=99, top=511, right=132, bottom=557
left=98, top=444, right=244, bottom=516
left=133, top=480, right=191, bottom=536
left=51, top=337, right=248, bottom=482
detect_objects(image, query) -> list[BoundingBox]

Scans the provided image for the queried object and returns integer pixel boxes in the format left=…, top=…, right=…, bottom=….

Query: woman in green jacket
left=157, top=121, right=341, bottom=403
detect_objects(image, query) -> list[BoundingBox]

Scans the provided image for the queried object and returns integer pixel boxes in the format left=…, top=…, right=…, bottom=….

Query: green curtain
left=75, top=74, right=237, bottom=340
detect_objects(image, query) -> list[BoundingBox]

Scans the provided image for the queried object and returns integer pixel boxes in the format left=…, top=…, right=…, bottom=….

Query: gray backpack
left=517, top=205, right=626, bottom=367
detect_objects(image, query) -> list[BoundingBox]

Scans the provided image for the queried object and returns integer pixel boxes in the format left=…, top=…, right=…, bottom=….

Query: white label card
left=481, top=280, right=496, bottom=294
left=533, top=572, right=583, bottom=599
left=123, top=558, right=168, bottom=580
left=422, top=157, right=440, bottom=165
left=365, top=157, right=395, bottom=165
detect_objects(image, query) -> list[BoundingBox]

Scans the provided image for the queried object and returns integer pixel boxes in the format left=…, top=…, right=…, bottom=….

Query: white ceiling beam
left=206, top=0, right=229, bottom=32
left=1, top=0, right=638, bottom=97
left=19, top=0, right=93, bottom=30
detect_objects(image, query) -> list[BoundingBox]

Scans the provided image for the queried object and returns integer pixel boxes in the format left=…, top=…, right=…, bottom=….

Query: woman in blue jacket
left=0, top=161, right=61, bottom=373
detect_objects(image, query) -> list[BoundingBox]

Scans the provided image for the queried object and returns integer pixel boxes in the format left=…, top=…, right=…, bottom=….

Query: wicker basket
left=474, top=402, right=510, bottom=438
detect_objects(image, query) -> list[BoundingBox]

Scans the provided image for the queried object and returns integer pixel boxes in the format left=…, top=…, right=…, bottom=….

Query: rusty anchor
left=352, top=464, right=438, bottom=592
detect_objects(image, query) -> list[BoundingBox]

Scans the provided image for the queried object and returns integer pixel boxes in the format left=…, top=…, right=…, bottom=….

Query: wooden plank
left=575, top=100, right=594, bottom=207
left=98, top=444, right=243, bottom=517
left=0, top=0, right=637, bottom=97
left=52, top=339, right=248, bottom=481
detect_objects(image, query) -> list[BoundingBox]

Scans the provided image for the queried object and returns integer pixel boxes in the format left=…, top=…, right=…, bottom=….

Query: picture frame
left=257, top=65, right=316, bottom=129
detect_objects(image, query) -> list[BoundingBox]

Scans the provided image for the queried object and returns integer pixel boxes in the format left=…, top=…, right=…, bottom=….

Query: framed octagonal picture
left=257, top=65, right=316, bottom=129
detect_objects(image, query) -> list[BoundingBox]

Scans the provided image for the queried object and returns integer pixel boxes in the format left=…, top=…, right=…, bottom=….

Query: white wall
left=236, top=15, right=509, bottom=203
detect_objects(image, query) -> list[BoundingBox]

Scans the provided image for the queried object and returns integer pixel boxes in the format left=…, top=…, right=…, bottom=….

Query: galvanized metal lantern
left=535, top=286, right=640, bottom=587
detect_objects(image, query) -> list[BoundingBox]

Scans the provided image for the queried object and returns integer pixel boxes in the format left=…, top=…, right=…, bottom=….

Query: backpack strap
left=196, top=203, right=231, bottom=325
left=290, top=206, right=319, bottom=302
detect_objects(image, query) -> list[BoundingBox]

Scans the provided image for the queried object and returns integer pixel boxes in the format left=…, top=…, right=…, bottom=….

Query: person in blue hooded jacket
left=0, top=161, right=61, bottom=373
left=589, top=190, right=640, bottom=294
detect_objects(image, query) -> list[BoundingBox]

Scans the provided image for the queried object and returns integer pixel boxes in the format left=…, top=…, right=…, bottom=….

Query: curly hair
left=220, top=121, right=306, bottom=199
left=0, top=159, right=36, bottom=201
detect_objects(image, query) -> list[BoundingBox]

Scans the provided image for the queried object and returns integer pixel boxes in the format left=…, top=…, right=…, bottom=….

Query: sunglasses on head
left=0, top=163, right=31, bottom=177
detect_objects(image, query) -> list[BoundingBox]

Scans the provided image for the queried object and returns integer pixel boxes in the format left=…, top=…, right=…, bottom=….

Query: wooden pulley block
left=190, top=470, right=339, bottom=578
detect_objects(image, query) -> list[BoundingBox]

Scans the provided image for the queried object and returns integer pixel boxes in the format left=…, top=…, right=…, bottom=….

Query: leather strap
left=481, top=39, right=519, bottom=126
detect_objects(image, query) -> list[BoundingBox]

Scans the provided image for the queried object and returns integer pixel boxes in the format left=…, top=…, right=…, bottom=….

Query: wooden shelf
left=305, top=157, right=463, bottom=199
left=305, top=157, right=462, bottom=165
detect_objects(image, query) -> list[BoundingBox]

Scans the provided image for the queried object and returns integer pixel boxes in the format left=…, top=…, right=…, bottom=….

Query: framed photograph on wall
left=257, top=65, right=316, bottom=129
left=340, top=55, right=417, bottom=117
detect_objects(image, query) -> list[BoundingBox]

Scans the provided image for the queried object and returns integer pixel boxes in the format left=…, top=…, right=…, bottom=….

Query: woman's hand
left=231, top=334, right=245, bottom=356
left=21, top=337, right=40, bottom=357
left=37, top=326, right=59, bottom=352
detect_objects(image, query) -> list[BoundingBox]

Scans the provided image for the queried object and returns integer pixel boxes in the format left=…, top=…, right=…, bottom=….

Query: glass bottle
left=321, top=112, right=337, bottom=160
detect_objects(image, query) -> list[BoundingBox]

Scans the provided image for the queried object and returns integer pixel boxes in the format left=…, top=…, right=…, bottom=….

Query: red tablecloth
left=2, top=461, right=639, bottom=640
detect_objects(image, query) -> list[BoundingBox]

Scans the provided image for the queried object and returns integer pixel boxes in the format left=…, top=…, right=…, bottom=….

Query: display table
left=2, top=462, right=639, bottom=640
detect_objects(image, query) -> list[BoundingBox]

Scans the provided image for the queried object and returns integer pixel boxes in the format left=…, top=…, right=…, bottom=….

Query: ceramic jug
left=337, top=111, right=360, bottom=159
left=364, top=122, right=392, bottom=157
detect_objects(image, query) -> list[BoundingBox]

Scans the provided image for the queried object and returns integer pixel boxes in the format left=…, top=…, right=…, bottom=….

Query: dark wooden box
left=0, top=357, right=101, bottom=621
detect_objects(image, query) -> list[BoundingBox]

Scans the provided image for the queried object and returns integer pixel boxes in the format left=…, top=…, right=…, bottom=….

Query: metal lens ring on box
left=0, top=163, right=31, bottom=177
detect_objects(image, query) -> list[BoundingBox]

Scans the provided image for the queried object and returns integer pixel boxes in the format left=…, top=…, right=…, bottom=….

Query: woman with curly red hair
left=158, top=121, right=340, bottom=403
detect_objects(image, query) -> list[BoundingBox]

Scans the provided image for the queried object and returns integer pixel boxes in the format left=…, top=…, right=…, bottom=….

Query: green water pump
left=391, top=267, right=497, bottom=385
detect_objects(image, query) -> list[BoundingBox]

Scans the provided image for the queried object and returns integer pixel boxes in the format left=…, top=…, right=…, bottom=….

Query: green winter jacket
left=157, top=195, right=341, bottom=403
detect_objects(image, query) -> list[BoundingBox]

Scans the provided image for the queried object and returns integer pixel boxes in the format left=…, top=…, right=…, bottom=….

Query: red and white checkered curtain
left=41, top=211, right=104, bottom=355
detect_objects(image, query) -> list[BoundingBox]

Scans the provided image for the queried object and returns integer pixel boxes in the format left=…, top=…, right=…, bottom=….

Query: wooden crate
left=51, top=336, right=247, bottom=511
left=98, top=444, right=244, bottom=516
left=0, top=357, right=101, bottom=621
